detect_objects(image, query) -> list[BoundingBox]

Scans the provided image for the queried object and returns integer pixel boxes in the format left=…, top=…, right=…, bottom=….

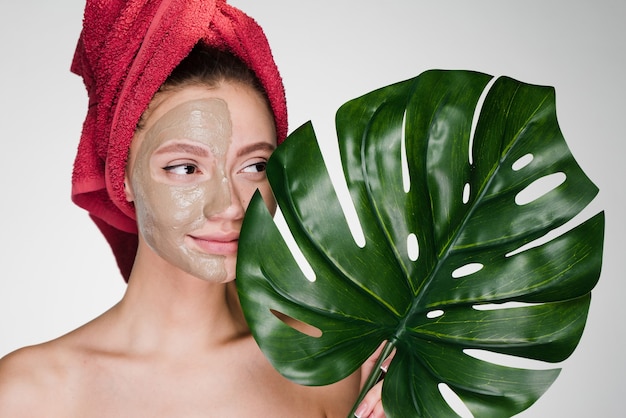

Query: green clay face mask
left=131, top=98, right=234, bottom=282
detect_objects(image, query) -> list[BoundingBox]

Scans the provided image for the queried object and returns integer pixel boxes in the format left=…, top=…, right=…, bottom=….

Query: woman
left=0, top=1, right=386, bottom=417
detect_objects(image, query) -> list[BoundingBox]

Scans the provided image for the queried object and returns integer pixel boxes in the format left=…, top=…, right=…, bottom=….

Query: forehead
left=141, top=82, right=272, bottom=130
left=139, top=98, right=232, bottom=157
left=142, top=84, right=231, bottom=129
left=128, top=82, right=276, bottom=166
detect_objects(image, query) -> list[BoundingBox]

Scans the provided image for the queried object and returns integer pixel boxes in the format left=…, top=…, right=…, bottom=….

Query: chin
left=186, top=253, right=237, bottom=284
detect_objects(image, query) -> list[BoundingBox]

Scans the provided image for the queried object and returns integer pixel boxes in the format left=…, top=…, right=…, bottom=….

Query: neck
left=110, top=244, right=249, bottom=356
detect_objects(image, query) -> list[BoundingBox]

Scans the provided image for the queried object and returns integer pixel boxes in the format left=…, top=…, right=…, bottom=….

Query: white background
left=0, top=1, right=623, bottom=416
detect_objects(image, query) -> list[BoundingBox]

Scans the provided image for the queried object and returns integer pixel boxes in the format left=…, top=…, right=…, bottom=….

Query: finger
left=354, top=380, right=383, bottom=417
left=380, top=347, right=396, bottom=373
left=369, top=398, right=386, bottom=418
left=360, top=341, right=396, bottom=388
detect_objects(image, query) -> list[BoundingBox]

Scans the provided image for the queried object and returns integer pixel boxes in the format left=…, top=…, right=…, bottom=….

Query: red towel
left=70, top=0, right=287, bottom=281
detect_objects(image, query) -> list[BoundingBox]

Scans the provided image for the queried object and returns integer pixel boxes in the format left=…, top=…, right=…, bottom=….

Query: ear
left=124, top=175, right=135, bottom=202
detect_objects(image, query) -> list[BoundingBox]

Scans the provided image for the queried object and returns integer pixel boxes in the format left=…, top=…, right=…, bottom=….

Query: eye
left=242, top=161, right=267, bottom=174
left=163, top=163, right=199, bottom=175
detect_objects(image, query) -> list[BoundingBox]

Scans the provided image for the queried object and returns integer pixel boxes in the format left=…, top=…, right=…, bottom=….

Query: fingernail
left=354, top=403, right=367, bottom=417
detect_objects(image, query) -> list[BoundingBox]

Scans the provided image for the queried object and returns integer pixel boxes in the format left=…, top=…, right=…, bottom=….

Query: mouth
left=188, top=234, right=239, bottom=256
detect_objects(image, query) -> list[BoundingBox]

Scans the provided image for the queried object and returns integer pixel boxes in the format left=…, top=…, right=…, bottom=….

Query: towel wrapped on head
left=71, top=0, right=287, bottom=281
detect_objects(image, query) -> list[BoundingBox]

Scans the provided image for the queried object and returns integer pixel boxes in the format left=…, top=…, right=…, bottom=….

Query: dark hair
left=137, top=43, right=271, bottom=130
left=165, top=43, right=268, bottom=100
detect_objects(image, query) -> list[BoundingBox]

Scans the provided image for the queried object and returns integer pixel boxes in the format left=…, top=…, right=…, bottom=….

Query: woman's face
left=125, top=82, right=277, bottom=283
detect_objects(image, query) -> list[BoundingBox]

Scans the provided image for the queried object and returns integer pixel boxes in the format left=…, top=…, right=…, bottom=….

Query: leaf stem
left=347, top=340, right=397, bottom=418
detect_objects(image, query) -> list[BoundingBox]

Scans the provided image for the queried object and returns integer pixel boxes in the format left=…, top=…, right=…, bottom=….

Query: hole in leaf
left=472, top=301, right=539, bottom=311
left=427, top=309, right=444, bottom=319
left=464, top=349, right=555, bottom=370
left=515, top=172, right=566, bottom=206
left=512, top=153, right=534, bottom=171
left=452, top=263, right=484, bottom=279
left=468, top=76, right=499, bottom=166
left=270, top=309, right=322, bottom=338
left=273, top=208, right=316, bottom=282
left=505, top=222, right=568, bottom=258
left=401, top=110, right=410, bottom=193
left=407, top=233, right=419, bottom=261
left=438, top=383, right=474, bottom=417
left=462, top=182, right=471, bottom=204
left=315, top=130, right=366, bottom=248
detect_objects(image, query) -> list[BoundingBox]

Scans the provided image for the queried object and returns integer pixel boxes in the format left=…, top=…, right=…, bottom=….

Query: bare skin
left=0, top=82, right=385, bottom=417
left=0, top=283, right=359, bottom=417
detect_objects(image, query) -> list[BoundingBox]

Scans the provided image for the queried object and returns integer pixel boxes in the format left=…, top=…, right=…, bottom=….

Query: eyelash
left=161, top=160, right=267, bottom=176
left=163, top=163, right=199, bottom=175
left=242, top=161, right=267, bottom=174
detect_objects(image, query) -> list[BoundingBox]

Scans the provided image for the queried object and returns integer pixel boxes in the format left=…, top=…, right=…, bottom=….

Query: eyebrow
left=153, top=143, right=210, bottom=157
left=236, top=142, right=276, bottom=158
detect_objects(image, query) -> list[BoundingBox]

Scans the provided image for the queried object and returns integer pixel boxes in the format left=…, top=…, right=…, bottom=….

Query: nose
left=203, top=174, right=245, bottom=221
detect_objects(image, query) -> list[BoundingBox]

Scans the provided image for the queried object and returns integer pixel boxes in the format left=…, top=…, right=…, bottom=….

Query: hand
left=353, top=342, right=395, bottom=418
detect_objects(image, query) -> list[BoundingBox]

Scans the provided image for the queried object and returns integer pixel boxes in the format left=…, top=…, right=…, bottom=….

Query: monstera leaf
left=236, top=70, right=604, bottom=417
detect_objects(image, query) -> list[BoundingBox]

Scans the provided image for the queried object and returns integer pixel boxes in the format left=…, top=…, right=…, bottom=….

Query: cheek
left=134, top=180, right=206, bottom=236
left=167, top=186, right=207, bottom=224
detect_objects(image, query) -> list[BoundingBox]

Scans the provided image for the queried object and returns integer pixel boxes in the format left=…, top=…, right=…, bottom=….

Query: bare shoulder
left=0, top=345, right=59, bottom=417
left=0, top=341, right=70, bottom=416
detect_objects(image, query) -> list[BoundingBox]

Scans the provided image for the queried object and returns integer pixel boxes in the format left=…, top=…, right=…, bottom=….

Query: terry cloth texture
left=71, top=0, right=287, bottom=281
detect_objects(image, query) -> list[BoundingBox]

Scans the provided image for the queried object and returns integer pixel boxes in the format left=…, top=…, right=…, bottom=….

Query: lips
left=189, top=233, right=239, bottom=255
